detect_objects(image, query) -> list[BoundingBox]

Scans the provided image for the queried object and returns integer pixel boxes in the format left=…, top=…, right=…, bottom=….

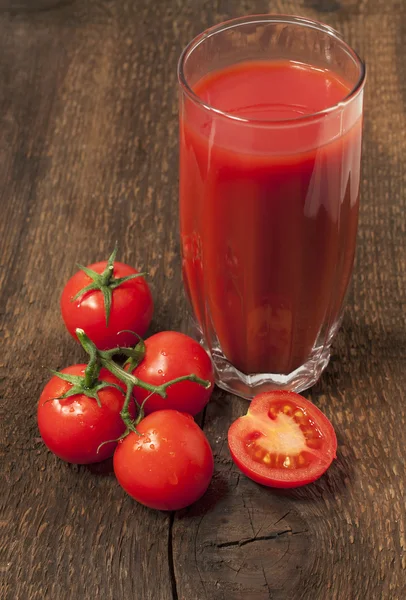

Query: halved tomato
left=228, top=391, right=337, bottom=488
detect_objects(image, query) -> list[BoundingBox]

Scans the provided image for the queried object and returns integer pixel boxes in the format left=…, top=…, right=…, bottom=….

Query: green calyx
left=50, top=370, right=123, bottom=408
left=121, top=331, right=146, bottom=371
left=72, top=244, right=146, bottom=326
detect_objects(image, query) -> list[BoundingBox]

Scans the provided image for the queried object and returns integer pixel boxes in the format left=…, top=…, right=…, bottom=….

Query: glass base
left=187, top=317, right=331, bottom=400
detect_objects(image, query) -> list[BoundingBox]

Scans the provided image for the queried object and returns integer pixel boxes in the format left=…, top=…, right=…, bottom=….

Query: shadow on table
left=305, top=310, right=406, bottom=400
left=0, top=0, right=73, bottom=12
left=82, top=456, right=115, bottom=477
left=259, top=415, right=356, bottom=504
left=176, top=470, right=232, bottom=520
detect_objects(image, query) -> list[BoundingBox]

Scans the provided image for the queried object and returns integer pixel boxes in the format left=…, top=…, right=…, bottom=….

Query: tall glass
left=178, top=15, right=366, bottom=399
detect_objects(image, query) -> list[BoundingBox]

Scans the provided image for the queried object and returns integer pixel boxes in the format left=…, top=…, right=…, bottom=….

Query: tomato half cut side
left=228, top=391, right=337, bottom=488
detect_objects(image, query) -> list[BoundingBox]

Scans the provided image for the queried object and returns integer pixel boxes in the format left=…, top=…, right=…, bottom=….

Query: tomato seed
left=306, top=438, right=322, bottom=449
left=297, top=453, right=309, bottom=467
left=300, top=426, right=315, bottom=438
left=263, top=453, right=271, bottom=465
left=268, top=407, right=278, bottom=419
left=274, top=454, right=284, bottom=468
left=246, top=431, right=262, bottom=447
left=283, top=405, right=293, bottom=415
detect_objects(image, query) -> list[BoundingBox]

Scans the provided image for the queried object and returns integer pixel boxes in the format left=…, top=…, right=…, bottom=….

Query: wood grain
left=1, top=1, right=405, bottom=599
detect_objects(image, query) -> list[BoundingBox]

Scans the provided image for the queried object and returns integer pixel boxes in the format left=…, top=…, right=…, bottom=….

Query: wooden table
left=2, top=1, right=405, bottom=599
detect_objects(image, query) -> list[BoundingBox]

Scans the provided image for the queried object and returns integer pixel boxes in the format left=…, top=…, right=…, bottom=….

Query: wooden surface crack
left=216, top=528, right=307, bottom=548
left=168, top=512, right=178, bottom=600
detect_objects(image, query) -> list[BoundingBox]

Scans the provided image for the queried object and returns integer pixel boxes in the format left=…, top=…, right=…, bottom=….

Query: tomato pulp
left=180, top=60, right=362, bottom=375
left=228, top=391, right=337, bottom=488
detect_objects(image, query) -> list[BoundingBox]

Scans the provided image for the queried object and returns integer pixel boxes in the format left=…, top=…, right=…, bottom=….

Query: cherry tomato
left=37, top=365, right=134, bottom=464
left=130, top=331, right=214, bottom=416
left=114, top=410, right=214, bottom=510
left=61, top=260, right=153, bottom=350
left=228, top=391, right=337, bottom=488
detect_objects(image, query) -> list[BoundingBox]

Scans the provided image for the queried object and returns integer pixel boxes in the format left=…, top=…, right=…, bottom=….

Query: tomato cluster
left=38, top=248, right=338, bottom=512
left=38, top=249, right=214, bottom=511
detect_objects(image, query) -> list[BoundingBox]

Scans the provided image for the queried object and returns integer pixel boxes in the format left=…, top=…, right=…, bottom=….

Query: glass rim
left=177, top=14, right=366, bottom=126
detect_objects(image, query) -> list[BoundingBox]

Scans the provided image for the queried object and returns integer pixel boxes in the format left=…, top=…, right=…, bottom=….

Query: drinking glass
left=178, top=15, right=366, bottom=399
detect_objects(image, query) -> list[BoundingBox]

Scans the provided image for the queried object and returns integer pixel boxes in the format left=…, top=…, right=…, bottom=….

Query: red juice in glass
left=178, top=16, right=365, bottom=398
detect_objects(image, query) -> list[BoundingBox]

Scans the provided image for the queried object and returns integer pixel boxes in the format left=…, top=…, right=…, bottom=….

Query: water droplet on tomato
left=161, top=351, right=167, bottom=356
left=150, top=444, right=155, bottom=450
left=157, top=369, right=163, bottom=375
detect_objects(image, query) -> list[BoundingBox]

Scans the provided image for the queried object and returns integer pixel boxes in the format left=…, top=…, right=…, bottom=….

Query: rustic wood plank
left=171, top=1, right=406, bottom=599
left=1, top=1, right=405, bottom=600
left=1, top=2, right=180, bottom=599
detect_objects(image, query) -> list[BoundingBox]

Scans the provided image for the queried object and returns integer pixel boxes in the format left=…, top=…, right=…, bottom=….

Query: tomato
left=130, top=331, right=214, bottom=416
left=37, top=365, right=134, bottom=464
left=114, top=410, right=214, bottom=510
left=228, top=391, right=337, bottom=488
left=61, top=259, right=153, bottom=350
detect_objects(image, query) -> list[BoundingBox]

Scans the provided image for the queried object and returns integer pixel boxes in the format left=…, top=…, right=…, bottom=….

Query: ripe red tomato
left=228, top=391, right=337, bottom=488
left=130, top=331, right=214, bottom=416
left=37, top=365, right=134, bottom=464
left=61, top=260, right=153, bottom=350
left=114, top=410, right=214, bottom=510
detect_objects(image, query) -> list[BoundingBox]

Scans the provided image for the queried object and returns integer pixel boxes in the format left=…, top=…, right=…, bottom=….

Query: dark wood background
left=1, top=1, right=405, bottom=599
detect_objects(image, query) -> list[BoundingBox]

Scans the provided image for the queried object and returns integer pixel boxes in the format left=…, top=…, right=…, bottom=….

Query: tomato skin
left=113, top=410, right=214, bottom=510
left=37, top=365, right=133, bottom=464
left=130, top=332, right=214, bottom=416
left=61, top=260, right=153, bottom=350
left=228, top=391, right=337, bottom=489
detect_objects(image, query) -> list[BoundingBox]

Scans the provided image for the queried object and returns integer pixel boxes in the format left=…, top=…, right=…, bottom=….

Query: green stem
left=101, top=356, right=210, bottom=399
left=77, top=329, right=101, bottom=388
left=100, top=356, right=157, bottom=394
left=101, top=264, right=114, bottom=286
left=120, top=384, right=139, bottom=432
left=75, top=328, right=212, bottom=433
left=84, top=352, right=99, bottom=388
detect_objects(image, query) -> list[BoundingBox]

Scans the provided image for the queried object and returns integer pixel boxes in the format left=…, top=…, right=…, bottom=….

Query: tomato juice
left=180, top=59, right=362, bottom=377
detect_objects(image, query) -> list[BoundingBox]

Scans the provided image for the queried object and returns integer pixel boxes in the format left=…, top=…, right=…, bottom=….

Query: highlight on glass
left=178, top=15, right=366, bottom=399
